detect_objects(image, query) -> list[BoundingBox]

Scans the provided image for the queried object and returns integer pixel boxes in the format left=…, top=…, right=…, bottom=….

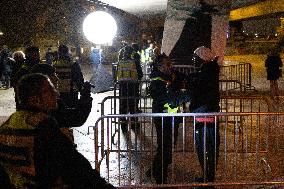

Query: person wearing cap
left=147, top=53, right=190, bottom=184
left=188, top=46, right=220, bottom=184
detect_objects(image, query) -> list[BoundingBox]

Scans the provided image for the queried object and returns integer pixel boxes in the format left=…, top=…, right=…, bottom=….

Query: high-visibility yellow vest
left=140, top=50, right=146, bottom=64
left=151, top=77, right=180, bottom=113
left=164, top=103, right=179, bottom=113
left=0, top=111, right=48, bottom=188
left=116, top=59, right=138, bottom=81
left=53, top=59, right=73, bottom=93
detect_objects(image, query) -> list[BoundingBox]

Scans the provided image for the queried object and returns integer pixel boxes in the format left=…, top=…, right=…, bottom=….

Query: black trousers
left=150, top=116, right=181, bottom=184
left=195, top=121, right=220, bottom=182
left=119, top=82, right=140, bottom=132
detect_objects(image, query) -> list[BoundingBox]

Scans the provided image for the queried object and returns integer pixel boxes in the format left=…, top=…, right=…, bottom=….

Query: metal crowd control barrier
left=172, top=64, right=197, bottom=75
left=88, top=112, right=284, bottom=188
left=113, top=80, right=151, bottom=97
left=113, top=79, right=249, bottom=99
left=112, top=61, right=254, bottom=91
left=221, top=61, right=254, bottom=91
left=100, top=95, right=270, bottom=116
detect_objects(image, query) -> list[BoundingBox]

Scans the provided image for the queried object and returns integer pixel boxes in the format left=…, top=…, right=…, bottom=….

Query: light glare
left=83, top=11, right=117, bottom=44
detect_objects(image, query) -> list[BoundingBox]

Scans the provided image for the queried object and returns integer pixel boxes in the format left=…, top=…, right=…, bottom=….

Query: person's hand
left=80, top=81, right=94, bottom=97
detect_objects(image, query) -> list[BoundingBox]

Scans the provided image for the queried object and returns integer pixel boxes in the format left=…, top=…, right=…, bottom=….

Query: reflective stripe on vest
left=116, top=59, right=138, bottom=81
left=0, top=111, right=48, bottom=188
left=53, top=59, right=72, bottom=92
left=140, top=50, right=146, bottom=64
left=150, top=77, right=165, bottom=82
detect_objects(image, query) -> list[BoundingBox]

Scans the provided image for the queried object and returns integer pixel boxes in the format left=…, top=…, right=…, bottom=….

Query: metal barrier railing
left=88, top=112, right=284, bottom=188
left=172, top=64, right=197, bottom=75
left=112, top=79, right=249, bottom=99
left=220, top=61, right=254, bottom=91
left=100, top=95, right=270, bottom=116
left=112, top=62, right=254, bottom=92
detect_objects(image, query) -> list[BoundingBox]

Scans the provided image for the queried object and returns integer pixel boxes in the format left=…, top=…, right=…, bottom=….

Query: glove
left=80, top=81, right=94, bottom=97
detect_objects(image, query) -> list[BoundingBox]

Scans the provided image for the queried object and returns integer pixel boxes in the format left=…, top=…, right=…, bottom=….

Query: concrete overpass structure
left=98, top=0, right=284, bottom=64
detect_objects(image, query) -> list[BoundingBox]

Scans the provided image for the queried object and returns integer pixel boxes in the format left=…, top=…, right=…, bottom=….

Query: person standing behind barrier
left=0, top=73, right=116, bottom=189
left=265, top=49, right=283, bottom=100
left=53, top=44, right=84, bottom=108
left=188, top=46, right=220, bottom=185
left=117, top=45, right=143, bottom=133
left=147, top=53, right=190, bottom=184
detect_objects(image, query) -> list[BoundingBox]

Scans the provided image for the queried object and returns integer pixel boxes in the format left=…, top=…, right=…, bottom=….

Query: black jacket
left=188, top=60, right=220, bottom=112
left=149, top=69, right=190, bottom=113
left=265, top=55, right=283, bottom=80
left=53, top=94, right=92, bottom=128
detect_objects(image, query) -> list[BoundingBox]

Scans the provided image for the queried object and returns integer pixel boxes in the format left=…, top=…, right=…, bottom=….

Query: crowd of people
left=0, top=44, right=116, bottom=188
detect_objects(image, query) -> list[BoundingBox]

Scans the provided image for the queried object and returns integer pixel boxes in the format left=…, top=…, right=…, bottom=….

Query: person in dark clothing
left=147, top=53, right=190, bottom=184
left=188, top=46, right=220, bottom=185
left=265, top=50, right=283, bottom=99
left=117, top=45, right=143, bottom=133
left=13, top=46, right=41, bottom=108
left=31, top=63, right=93, bottom=142
left=0, top=51, right=14, bottom=89
left=0, top=45, right=10, bottom=83
left=10, top=51, right=25, bottom=88
left=45, top=47, right=53, bottom=65
left=0, top=73, right=115, bottom=189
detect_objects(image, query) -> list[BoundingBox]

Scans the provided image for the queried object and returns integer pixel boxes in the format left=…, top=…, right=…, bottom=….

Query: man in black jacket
left=0, top=73, right=115, bottom=188
left=189, top=46, right=220, bottom=185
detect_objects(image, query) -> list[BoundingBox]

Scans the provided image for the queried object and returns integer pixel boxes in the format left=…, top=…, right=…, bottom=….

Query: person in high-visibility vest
left=188, top=46, right=220, bottom=183
left=0, top=73, right=116, bottom=188
left=117, top=44, right=143, bottom=133
left=147, top=53, right=190, bottom=184
left=53, top=45, right=84, bottom=108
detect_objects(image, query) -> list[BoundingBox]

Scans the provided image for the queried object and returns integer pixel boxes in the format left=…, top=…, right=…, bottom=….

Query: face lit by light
left=83, top=11, right=117, bottom=44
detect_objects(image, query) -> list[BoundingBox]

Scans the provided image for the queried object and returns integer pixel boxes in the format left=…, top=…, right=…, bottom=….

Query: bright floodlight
left=83, top=11, right=117, bottom=44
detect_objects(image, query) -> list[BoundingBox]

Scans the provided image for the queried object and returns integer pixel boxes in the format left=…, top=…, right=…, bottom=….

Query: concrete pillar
left=162, top=0, right=230, bottom=64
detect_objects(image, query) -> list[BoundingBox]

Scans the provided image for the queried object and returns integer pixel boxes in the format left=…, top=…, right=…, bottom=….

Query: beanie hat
left=31, top=63, right=55, bottom=76
left=194, top=46, right=215, bottom=62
